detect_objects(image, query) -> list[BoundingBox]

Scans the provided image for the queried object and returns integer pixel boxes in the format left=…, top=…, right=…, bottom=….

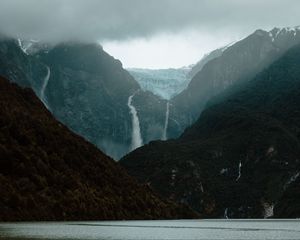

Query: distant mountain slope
left=169, top=27, right=300, bottom=139
left=0, top=76, right=198, bottom=221
left=187, top=47, right=225, bottom=79
left=121, top=44, right=300, bottom=218
left=128, top=67, right=191, bottom=100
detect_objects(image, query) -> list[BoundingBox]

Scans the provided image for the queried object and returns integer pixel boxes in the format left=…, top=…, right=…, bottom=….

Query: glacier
left=128, top=67, right=192, bottom=100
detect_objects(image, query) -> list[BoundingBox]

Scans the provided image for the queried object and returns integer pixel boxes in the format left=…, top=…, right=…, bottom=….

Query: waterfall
left=40, top=66, right=51, bottom=109
left=162, top=102, right=170, bottom=140
left=224, top=208, right=229, bottom=219
left=236, top=161, right=242, bottom=181
left=128, top=93, right=143, bottom=151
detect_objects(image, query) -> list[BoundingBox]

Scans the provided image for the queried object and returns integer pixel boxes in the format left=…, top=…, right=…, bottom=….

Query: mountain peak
left=268, top=26, right=300, bottom=42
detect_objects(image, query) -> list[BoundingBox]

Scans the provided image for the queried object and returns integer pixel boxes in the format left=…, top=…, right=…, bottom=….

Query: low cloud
left=0, top=0, right=299, bottom=43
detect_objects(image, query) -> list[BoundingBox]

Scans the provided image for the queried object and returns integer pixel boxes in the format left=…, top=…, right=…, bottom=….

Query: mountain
left=0, top=38, right=172, bottom=159
left=120, top=44, right=300, bottom=218
left=0, top=36, right=46, bottom=89
left=128, top=67, right=191, bottom=100
left=33, top=42, right=140, bottom=159
left=169, top=27, right=300, bottom=139
left=0, top=76, right=198, bottom=221
left=187, top=47, right=225, bottom=79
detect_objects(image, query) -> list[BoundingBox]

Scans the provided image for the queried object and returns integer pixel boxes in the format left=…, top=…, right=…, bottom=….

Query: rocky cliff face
left=169, top=27, right=300, bottom=139
left=0, top=76, right=198, bottom=221
left=33, top=43, right=140, bottom=159
left=121, top=44, right=300, bottom=218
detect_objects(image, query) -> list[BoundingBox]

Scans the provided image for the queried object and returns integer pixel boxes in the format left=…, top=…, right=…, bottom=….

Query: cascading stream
left=236, top=161, right=242, bottom=181
left=41, top=66, right=51, bottom=110
left=162, top=101, right=170, bottom=140
left=128, top=92, right=143, bottom=151
left=224, top=208, right=229, bottom=219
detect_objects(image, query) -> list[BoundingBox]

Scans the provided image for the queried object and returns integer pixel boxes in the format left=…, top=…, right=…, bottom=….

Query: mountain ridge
left=167, top=26, right=300, bottom=139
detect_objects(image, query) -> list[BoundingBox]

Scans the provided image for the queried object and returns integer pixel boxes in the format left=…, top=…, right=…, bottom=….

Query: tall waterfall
left=41, top=66, right=51, bottom=109
left=128, top=93, right=143, bottom=151
left=162, top=102, right=170, bottom=140
left=236, top=161, right=242, bottom=181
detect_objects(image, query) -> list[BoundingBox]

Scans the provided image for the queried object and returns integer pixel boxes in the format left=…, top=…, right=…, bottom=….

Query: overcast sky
left=0, top=0, right=300, bottom=68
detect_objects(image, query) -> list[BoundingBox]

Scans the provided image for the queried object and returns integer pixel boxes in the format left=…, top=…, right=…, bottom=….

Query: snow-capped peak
left=268, top=26, right=300, bottom=42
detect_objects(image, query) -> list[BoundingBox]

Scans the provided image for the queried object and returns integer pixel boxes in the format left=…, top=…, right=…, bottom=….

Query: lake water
left=0, top=219, right=299, bottom=240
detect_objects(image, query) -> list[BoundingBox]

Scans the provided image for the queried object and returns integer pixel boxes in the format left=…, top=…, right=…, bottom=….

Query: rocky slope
left=169, top=27, right=300, bottom=139
left=0, top=76, right=198, bottom=221
left=121, top=44, right=300, bottom=218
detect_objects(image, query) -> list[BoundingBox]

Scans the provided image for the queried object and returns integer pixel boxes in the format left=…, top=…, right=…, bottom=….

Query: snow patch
left=17, top=39, right=29, bottom=55
left=268, top=26, right=300, bottom=42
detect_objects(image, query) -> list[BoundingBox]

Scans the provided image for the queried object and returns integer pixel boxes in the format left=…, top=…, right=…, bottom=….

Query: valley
left=1, top=24, right=300, bottom=221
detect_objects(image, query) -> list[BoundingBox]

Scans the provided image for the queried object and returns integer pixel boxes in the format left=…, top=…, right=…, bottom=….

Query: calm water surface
left=0, top=219, right=299, bottom=240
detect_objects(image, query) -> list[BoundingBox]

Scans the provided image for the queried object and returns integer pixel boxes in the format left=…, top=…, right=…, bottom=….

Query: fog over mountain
left=0, top=0, right=300, bottom=68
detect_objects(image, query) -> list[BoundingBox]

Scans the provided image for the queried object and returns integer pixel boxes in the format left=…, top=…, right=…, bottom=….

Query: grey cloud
left=0, top=0, right=299, bottom=43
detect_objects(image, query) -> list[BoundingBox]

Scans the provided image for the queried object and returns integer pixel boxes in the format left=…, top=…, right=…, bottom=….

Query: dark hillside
left=0, top=76, right=198, bottom=221
left=121, top=45, right=300, bottom=218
